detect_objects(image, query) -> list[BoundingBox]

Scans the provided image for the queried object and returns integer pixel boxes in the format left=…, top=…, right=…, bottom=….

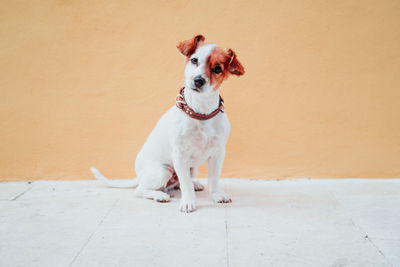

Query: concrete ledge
left=1, top=179, right=399, bottom=266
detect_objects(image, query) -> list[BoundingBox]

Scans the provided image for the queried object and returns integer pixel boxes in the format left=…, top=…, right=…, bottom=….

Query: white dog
left=91, top=35, right=244, bottom=212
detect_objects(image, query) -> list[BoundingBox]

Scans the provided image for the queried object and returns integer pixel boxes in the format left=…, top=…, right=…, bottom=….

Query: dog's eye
left=190, top=58, right=198, bottom=64
left=212, top=65, right=222, bottom=74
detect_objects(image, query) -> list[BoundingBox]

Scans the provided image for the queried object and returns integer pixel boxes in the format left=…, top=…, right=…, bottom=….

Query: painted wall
left=1, top=0, right=399, bottom=181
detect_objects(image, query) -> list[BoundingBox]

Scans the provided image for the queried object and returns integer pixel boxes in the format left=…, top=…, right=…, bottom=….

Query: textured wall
left=1, top=0, right=399, bottom=181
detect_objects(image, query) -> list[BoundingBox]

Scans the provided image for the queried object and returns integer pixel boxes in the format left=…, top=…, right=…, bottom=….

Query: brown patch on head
left=207, top=47, right=245, bottom=90
left=177, top=35, right=205, bottom=57
left=207, top=47, right=231, bottom=90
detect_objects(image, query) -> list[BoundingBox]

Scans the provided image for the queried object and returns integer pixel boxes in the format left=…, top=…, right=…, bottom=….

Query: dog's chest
left=176, top=120, right=222, bottom=164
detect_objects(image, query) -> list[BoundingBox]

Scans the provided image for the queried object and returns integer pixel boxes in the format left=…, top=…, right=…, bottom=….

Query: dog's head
left=177, top=34, right=245, bottom=94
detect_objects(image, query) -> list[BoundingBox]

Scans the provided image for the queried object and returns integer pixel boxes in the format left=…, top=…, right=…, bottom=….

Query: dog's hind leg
left=134, top=166, right=172, bottom=202
left=135, top=188, right=171, bottom=202
left=190, top=167, right=204, bottom=191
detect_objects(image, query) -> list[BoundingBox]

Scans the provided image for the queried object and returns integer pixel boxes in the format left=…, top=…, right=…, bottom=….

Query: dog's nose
left=194, top=76, right=205, bottom=88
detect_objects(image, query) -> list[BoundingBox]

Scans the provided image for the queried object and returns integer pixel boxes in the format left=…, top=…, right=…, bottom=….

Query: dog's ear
left=177, top=35, right=205, bottom=57
left=227, top=49, right=245, bottom=76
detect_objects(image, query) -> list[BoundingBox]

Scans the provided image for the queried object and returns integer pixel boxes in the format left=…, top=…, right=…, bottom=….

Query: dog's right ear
left=177, top=35, right=205, bottom=57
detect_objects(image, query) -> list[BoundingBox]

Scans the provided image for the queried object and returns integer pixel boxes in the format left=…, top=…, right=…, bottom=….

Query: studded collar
left=175, top=87, right=224, bottom=120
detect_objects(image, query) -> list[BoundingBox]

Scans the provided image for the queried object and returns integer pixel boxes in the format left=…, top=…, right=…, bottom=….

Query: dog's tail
left=90, top=167, right=139, bottom=188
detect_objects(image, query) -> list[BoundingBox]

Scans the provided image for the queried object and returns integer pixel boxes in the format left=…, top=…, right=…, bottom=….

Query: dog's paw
left=153, top=191, right=170, bottom=202
left=212, top=191, right=232, bottom=203
left=179, top=198, right=196, bottom=213
left=193, top=181, right=204, bottom=191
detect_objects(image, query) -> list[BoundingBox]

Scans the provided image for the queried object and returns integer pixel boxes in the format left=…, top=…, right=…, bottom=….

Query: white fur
left=91, top=43, right=231, bottom=212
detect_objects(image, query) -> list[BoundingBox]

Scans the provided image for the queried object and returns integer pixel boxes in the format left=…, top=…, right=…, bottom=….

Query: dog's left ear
left=177, top=35, right=205, bottom=57
left=227, top=49, right=245, bottom=76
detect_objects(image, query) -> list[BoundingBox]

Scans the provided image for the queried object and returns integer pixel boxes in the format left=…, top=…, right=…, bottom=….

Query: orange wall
left=1, top=0, right=399, bottom=181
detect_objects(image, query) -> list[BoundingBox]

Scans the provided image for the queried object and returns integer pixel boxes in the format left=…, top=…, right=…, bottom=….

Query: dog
left=91, top=34, right=244, bottom=212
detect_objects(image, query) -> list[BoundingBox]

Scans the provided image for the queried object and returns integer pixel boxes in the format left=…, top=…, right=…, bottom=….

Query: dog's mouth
left=191, top=87, right=201, bottom=92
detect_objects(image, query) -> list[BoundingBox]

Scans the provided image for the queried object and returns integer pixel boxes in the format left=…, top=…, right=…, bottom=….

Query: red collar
left=175, top=87, right=224, bottom=120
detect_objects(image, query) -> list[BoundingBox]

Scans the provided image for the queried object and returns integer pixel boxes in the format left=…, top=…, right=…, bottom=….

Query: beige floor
left=0, top=179, right=399, bottom=267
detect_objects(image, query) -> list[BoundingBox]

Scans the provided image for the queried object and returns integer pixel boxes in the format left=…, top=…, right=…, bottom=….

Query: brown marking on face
left=206, top=47, right=245, bottom=90
left=206, top=47, right=230, bottom=90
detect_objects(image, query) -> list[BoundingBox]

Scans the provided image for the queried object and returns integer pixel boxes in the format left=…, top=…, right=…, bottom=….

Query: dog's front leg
left=173, top=153, right=196, bottom=212
left=208, top=149, right=232, bottom=203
